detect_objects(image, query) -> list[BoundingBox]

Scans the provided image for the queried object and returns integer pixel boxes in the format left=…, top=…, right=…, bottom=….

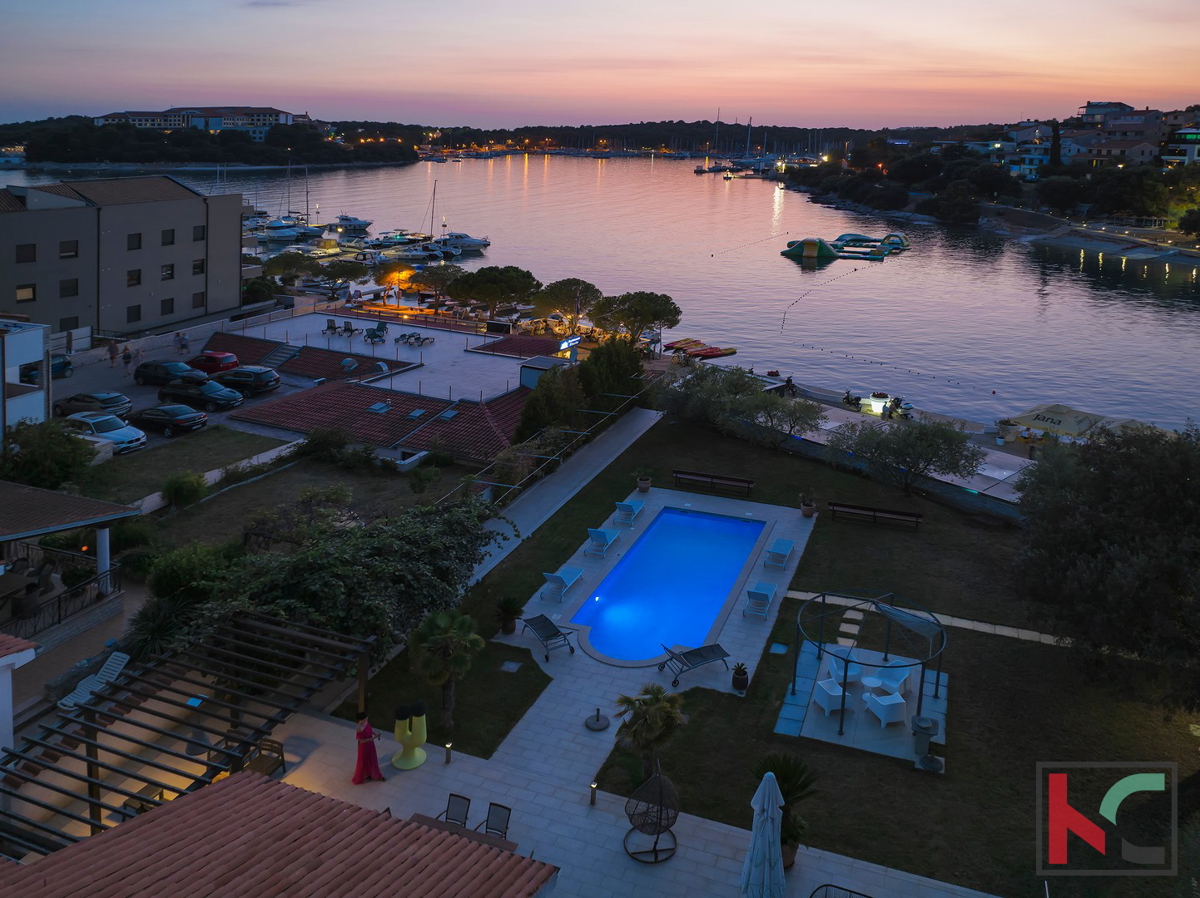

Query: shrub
left=161, top=471, right=208, bottom=509
left=408, top=466, right=440, bottom=494
left=117, top=546, right=161, bottom=580
left=113, top=517, right=158, bottom=551
left=296, top=428, right=353, bottom=463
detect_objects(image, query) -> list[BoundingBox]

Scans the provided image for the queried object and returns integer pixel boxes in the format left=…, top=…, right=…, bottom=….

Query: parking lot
left=45, top=350, right=314, bottom=449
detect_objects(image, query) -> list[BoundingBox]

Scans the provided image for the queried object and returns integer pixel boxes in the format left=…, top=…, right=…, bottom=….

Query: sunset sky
left=3, top=0, right=1197, bottom=128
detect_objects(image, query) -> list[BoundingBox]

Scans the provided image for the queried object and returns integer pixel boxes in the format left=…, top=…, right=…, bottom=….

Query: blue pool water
left=570, top=508, right=766, bottom=661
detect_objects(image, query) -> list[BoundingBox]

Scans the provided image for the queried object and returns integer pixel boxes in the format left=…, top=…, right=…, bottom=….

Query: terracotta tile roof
left=472, top=335, right=563, bottom=359
left=0, top=482, right=140, bottom=540
left=64, top=177, right=201, bottom=206
left=0, top=773, right=557, bottom=898
left=0, top=634, right=38, bottom=661
left=231, top=383, right=529, bottom=462
left=203, top=333, right=410, bottom=381
left=31, top=184, right=87, bottom=200
left=0, top=190, right=24, bottom=214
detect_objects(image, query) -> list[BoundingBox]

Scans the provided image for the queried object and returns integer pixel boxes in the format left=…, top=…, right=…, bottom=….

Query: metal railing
left=8, top=543, right=97, bottom=575
left=1, top=564, right=122, bottom=641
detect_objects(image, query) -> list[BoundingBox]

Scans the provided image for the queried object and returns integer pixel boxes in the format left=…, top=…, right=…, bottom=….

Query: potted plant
left=634, top=466, right=655, bottom=493
left=495, top=596, right=524, bottom=635
left=799, top=494, right=816, bottom=519
left=732, top=662, right=749, bottom=691
left=750, top=752, right=818, bottom=870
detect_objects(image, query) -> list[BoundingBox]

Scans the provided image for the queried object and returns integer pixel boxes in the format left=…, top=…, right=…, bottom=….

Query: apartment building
left=0, top=177, right=242, bottom=335
left=0, top=317, right=51, bottom=429
left=93, top=107, right=300, bottom=142
left=1162, top=128, right=1200, bottom=166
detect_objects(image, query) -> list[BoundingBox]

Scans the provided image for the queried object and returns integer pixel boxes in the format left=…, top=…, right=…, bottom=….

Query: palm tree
left=750, top=752, right=819, bottom=846
left=409, top=609, right=485, bottom=729
left=615, top=683, right=685, bottom=781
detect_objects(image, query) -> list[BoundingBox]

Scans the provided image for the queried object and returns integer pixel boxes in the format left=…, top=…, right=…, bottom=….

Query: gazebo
left=788, top=592, right=948, bottom=767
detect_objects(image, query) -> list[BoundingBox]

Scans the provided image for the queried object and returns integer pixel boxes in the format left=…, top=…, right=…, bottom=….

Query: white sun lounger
left=585, top=528, right=621, bottom=557
left=764, top=538, right=794, bottom=567
left=541, top=566, right=584, bottom=602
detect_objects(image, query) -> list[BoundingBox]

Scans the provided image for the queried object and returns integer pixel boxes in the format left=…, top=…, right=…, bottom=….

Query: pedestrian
left=174, top=332, right=184, bottom=355
left=121, top=345, right=133, bottom=374
left=107, top=339, right=119, bottom=368
left=351, top=710, right=384, bottom=784
left=135, top=345, right=145, bottom=364
left=179, top=332, right=190, bottom=355
left=784, top=375, right=795, bottom=397
left=64, top=330, right=73, bottom=355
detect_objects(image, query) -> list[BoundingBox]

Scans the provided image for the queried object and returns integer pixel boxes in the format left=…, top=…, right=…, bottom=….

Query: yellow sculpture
left=391, top=701, right=427, bottom=770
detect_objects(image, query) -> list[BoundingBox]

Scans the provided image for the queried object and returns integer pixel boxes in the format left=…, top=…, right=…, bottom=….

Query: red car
left=186, top=351, right=239, bottom=375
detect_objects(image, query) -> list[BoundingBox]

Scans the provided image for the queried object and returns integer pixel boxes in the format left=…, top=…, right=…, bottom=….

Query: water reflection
left=1029, top=244, right=1200, bottom=305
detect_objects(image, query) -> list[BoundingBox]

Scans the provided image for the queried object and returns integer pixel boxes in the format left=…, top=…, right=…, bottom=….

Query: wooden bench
left=827, top=502, right=924, bottom=529
left=671, top=469, right=755, bottom=496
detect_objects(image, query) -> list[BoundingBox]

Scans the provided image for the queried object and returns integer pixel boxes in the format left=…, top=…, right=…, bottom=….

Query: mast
left=714, top=107, right=720, bottom=155
left=745, top=117, right=753, bottom=158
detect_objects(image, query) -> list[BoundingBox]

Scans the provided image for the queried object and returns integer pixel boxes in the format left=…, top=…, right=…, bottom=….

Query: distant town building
left=0, top=176, right=243, bottom=335
left=1077, top=101, right=1135, bottom=127
left=1162, top=127, right=1200, bottom=166
left=92, top=107, right=306, bottom=142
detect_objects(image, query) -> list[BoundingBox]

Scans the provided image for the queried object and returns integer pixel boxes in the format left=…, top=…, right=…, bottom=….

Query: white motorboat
left=325, top=214, right=373, bottom=234
left=439, top=231, right=490, bottom=251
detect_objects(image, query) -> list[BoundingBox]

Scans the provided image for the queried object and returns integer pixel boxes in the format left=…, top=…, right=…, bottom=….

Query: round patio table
left=860, top=675, right=883, bottom=690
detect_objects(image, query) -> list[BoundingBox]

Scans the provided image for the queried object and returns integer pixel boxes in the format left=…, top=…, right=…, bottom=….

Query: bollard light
left=444, top=742, right=452, bottom=765
left=590, top=782, right=598, bottom=806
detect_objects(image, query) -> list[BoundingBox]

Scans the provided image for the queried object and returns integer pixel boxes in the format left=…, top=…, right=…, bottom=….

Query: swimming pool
left=570, top=508, right=766, bottom=661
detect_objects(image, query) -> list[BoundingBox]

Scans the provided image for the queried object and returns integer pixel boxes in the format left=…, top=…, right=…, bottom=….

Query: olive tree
left=826, top=417, right=984, bottom=496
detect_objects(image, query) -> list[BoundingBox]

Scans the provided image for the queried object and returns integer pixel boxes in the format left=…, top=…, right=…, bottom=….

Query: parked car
left=157, top=379, right=244, bottom=412
left=53, top=391, right=132, bottom=419
left=133, top=359, right=209, bottom=387
left=129, top=404, right=208, bottom=438
left=18, top=355, right=74, bottom=384
left=186, top=351, right=239, bottom=375
left=213, top=365, right=281, bottom=396
left=64, top=412, right=146, bottom=454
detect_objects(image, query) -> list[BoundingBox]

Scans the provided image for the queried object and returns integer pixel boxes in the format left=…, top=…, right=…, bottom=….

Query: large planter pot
left=732, top=670, right=749, bottom=691
left=637, top=477, right=651, bottom=493
left=800, top=503, right=816, bottom=519
left=782, top=842, right=799, bottom=870
left=500, top=618, right=517, bottom=636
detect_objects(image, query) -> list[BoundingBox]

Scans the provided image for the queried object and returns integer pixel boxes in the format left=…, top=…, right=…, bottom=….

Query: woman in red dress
left=352, top=710, right=385, bottom=784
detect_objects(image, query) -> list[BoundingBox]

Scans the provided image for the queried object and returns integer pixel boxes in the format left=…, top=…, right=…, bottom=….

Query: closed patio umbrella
left=1009, top=403, right=1104, bottom=438
left=739, top=771, right=786, bottom=898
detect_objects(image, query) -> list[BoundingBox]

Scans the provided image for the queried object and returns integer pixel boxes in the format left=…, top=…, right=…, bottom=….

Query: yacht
left=325, top=214, right=373, bottom=234
left=440, top=231, right=491, bottom=251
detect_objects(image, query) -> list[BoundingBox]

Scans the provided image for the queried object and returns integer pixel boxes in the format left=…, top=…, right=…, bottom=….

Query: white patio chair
left=863, top=691, right=907, bottom=728
left=812, top=678, right=847, bottom=717
left=826, top=647, right=862, bottom=684
left=874, top=660, right=910, bottom=695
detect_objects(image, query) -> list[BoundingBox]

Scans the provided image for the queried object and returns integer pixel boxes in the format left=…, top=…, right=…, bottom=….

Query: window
left=127, top=233, right=142, bottom=251
left=160, top=297, right=175, bottom=316
left=16, top=284, right=35, bottom=303
left=59, top=240, right=79, bottom=259
left=126, top=304, right=142, bottom=324
left=192, top=258, right=206, bottom=275
left=127, top=269, right=141, bottom=287
left=193, top=225, right=206, bottom=242
left=161, top=263, right=175, bottom=281
left=16, top=243, right=35, bottom=263
left=59, top=278, right=79, bottom=298
left=161, top=228, right=175, bottom=246
left=192, top=290, right=206, bottom=309
left=59, top=316, right=79, bottom=331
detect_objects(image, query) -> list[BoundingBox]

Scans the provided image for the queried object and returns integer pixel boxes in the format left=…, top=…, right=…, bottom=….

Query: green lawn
left=88, top=426, right=288, bottom=504
left=156, top=458, right=471, bottom=548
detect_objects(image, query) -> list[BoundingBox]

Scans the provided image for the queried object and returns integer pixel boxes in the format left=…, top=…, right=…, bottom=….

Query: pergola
left=0, top=612, right=374, bottom=859
left=792, top=592, right=947, bottom=736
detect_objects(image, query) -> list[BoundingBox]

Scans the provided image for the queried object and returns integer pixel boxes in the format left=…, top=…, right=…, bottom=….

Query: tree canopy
left=532, top=278, right=603, bottom=332
left=826, top=417, right=984, bottom=495
left=411, top=263, right=466, bottom=298
left=1015, top=424, right=1200, bottom=712
left=590, top=291, right=681, bottom=343
left=1, top=419, right=97, bottom=491
left=445, top=265, right=542, bottom=319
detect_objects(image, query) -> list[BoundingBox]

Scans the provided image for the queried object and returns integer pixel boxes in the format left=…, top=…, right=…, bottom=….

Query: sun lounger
left=743, top=581, right=776, bottom=618
left=764, top=538, right=794, bottom=568
left=614, top=500, right=644, bottom=526
left=95, top=651, right=130, bottom=685
left=658, top=643, right=729, bottom=687
left=541, top=566, right=584, bottom=602
left=585, top=528, right=621, bottom=557
left=521, top=614, right=576, bottom=661
left=57, top=674, right=105, bottom=711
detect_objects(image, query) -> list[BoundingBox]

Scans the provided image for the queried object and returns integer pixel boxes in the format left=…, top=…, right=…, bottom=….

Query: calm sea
left=9, top=158, right=1200, bottom=430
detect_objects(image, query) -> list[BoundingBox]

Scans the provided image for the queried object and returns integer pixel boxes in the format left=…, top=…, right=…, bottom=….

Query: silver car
left=65, top=412, right=147, bottom=454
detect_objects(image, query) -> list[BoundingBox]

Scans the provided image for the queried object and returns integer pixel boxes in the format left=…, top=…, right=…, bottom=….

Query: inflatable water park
left=780, top=232, right=911, bottom=261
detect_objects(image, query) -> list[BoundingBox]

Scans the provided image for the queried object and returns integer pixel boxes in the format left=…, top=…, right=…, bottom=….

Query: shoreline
left=14, top=160, right=419, bottom=174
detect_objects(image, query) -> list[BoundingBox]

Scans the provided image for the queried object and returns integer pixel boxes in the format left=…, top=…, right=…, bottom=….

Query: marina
left=8, top=157, right=1200, bottom=430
